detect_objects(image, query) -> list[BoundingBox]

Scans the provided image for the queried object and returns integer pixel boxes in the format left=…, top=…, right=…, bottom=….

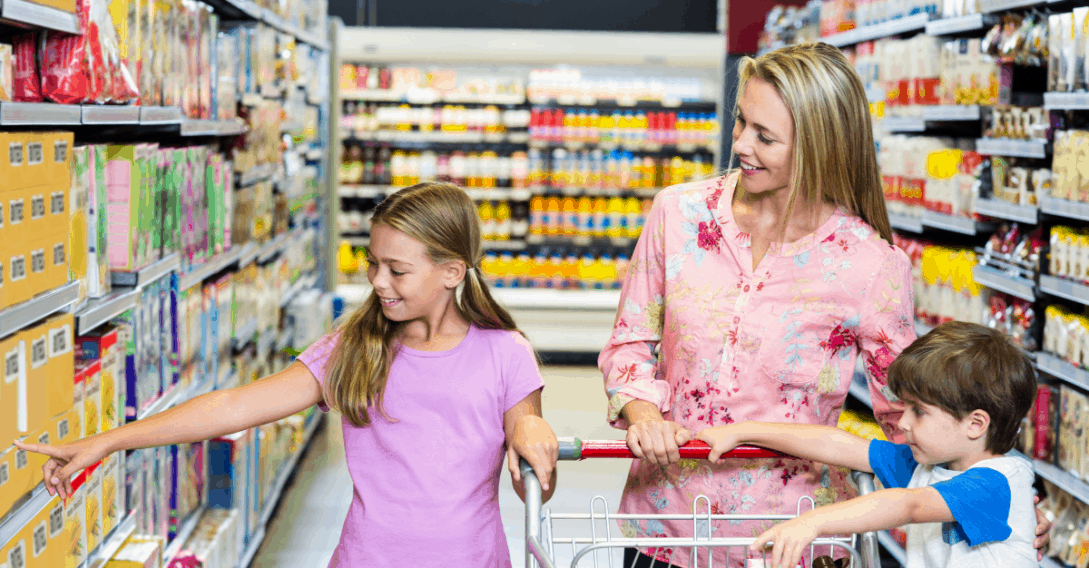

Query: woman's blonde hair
left=325, top=182, right=522, bottom=427
left=732, top=42, right=893, bottom=245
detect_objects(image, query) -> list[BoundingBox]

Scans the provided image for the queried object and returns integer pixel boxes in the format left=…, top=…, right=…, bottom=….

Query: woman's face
left=731, top=77, right=795, bottom=196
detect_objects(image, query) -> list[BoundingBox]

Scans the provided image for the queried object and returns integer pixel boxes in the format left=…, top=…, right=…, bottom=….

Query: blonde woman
left=17, top=183, right=560, bottom=567
left=601, top=43, right=1050, bottom=567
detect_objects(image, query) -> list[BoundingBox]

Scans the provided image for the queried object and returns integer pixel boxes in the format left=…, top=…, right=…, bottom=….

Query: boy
left=696, top=321, right=1038, bottom=568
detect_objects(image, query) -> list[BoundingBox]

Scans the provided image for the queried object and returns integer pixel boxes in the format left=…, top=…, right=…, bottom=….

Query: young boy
left=696, top=321, right=1038, bottom=568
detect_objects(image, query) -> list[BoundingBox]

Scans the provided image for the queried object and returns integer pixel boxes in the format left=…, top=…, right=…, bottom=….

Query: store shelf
left=882, top=117, right=926, bottom=132
left=866, top=85, right=886, bottom=104
left=920, top=211, right=986, bottom=235
left=921, top=105, right=982, bottom=121
left=0, top=101, right=82, bottom=125
left=526, top=234, right=635, bottom=247
left=346, top=130, right=528, bottom=145
left=180, top=118, right=247, bottom=137
left=280, top=274, right=317, bottom=307
left=1040, top=274, right=1089, bottom=307
left=75, top=289, right=140, bottom=335
left=493, top=288, right=620, bottom=311
left=258, top=414, right=322, bottom=526
left=256, top=232, right=291, bottom=264
left=179, top=245, right=251, bottom=291
left=888, top=213, right=924, bottom=233
left=81, top=105, right=141, bottom=125
left=0, top=0, right=79, bottom=33
left=823, top=13, right=933, bottom=48
left=973, top=197, right=1038, bottom=224
left=164, top=506, right=207, bottom=563
left=925, top=13, right=999, bottom=36
left=1035, top=458, right=1089, bottom=506
left=877, top=531, right=907, bottom=566
left=238, top=525, right=267, bottom=568
left=527, top=94, right=712, bottom=109
left=139, top=106, right=184, bottom=124
left=975, top=138, right=1049, bottom=159
left=137, top=381, right=186, bottom=421
left=848, top=379, right=872, bottom=410
left=971, top=264, right=1036, bottom=302
left=1035, top=351, right=1089, bottom=392
left=276, top=326, right=295, bottom=352
left=0, top=484, right=48, bottom=548
left=0, top=281, right=79, bottom=339
left=341, top=90, right=525, bottom=105
left=1044, top=92, right=1089, bottom=111
left=239, top=163, right=277, bottom=187
left=1040, top=195, right=1089, bottom=223
left=528, top=139, right=719, bottom=154
left=79, top=510, right=136, bottom=568
left=340, top=235, right=369, bottom=247
left=482, top=240, right=528, bottom=251
left=981, top=0, right=1049, bottom=12
left=111, top=253, right=180, bottom=287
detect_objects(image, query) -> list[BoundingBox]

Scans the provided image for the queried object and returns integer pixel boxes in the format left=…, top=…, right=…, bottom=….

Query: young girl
left=15, top=182, right=560, bottom=567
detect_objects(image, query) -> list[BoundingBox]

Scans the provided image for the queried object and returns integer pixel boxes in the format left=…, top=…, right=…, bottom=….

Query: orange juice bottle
left=606, top=197, right=625, bottom=237
left=549, top=249, right=565, bottom=288
left=510, top=252, right=531, bottom=287
left=592, top=197, right=608, bottom=237
left=529, top=196, right=546, bottom=235
left=496, top=252, right=514, bottom=286
left=545, top=196, right=562, bottom=236
left=576, top=196, right=593, bottom=236
left=561, top=197, right=578, bottom=236
left=494, top=201, right=512, bottom=241
left=479, top=201, right=496, bottom=241
left=624, top=197, right=642, bottom=238
left=562, top=250, right=580, bottom=289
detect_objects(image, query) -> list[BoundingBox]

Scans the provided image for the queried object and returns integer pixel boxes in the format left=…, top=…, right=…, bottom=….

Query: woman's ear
left=443, top=259, right=467, bottom=290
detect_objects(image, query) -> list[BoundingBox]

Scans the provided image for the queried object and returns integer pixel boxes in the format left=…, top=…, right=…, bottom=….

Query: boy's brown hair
left=887, top=321, right=1036, bottom=454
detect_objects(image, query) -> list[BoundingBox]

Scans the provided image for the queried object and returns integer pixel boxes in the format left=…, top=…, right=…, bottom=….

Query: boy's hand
left=695, top=425, right=742, bottom=463
left=507, top=414, right=558, bottom=492
left=14, top=437, right=108, bottom=500
left=626, top=419, right=691, bottom=466
left=749, top=516, right=820, bottom=568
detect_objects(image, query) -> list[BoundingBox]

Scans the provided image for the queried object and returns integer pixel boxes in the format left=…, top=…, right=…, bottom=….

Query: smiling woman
left=597, top=42, right=1053, bottom=568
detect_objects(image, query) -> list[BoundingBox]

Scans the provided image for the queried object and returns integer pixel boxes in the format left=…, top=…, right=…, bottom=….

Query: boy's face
left=896, top=395, right=980, bottom=470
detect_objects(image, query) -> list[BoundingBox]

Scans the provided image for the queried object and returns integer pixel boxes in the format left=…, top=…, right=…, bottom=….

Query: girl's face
left=366, top=224, right=463, bottom=322
left=732, top=77, right=795, bottom=196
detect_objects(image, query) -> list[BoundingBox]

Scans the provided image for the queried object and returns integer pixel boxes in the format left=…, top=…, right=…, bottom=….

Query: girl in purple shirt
left=18, top=182, right=560, bottom=567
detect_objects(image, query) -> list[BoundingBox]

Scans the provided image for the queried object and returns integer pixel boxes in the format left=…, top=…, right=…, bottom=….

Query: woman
left=600, top=42, right=1050, bottom=567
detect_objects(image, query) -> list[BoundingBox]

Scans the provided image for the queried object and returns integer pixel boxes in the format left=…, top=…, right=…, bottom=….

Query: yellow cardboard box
left=24, top=324, right=50, bottom=434
left=85, top=462, right=103, bottom=555
left=63, top=470, right=87, bottom=568
left=45, top=313, right=75, bottom=420
left=43, top=132, right=74, bottom=189
left=79, top=359, right=102, bottom=439
left=105, top=537, right=161, bottom=568
left=22, top=408, right=79, bottom=494
left=0, top=331, right=21, bottom=444
left=0, top=443, right=31, bottom=521
left=101, top=453, right=123, bottom=537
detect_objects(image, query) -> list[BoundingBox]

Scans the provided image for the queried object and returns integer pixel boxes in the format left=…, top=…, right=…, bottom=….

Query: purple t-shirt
left=297, top=324, right=544, bottom=567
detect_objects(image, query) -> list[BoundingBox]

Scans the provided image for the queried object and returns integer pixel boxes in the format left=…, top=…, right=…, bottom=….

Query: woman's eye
left=758, top=134, right=773, bottom=144
left=391, top=270, right=405, bottom=276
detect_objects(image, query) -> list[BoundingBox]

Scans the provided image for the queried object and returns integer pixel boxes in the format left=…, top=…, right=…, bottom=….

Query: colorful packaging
left=12, top=32, right=42, bottom=102
left=0, top=43, right=13, bottom=101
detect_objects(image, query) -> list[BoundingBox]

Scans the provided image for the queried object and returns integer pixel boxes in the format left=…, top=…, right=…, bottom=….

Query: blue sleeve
left=868, top=440, right=917, bottom=489
left=932, top=467, right=1013, bottom=547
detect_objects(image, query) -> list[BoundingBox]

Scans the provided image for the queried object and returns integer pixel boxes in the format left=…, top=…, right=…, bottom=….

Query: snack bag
left=13, top=32, right=43, bottom=102
left=40, top=0, right=94, bottom=104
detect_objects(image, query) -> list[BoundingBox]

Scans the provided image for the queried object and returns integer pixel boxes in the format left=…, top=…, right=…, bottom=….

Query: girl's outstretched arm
left=15, top=361, right=325, bottom=499
left=505, top=388, right=558, bottom=504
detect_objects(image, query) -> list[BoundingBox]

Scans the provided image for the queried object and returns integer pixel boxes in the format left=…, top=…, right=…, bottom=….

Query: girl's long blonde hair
left=732, top=42, right=894, bottom=245
left=325, top=182, right=522, bottom=428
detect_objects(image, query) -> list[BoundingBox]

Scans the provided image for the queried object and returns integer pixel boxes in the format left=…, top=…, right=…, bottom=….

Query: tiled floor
left=250, top=365, right=629, bottom=568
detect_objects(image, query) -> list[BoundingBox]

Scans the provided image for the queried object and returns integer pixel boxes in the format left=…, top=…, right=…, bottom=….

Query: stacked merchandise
left=336, top=62, right=719, bottom=296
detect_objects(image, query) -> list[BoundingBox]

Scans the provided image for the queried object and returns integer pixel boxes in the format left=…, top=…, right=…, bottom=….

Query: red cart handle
left=557, top=438, right=788, bottom=460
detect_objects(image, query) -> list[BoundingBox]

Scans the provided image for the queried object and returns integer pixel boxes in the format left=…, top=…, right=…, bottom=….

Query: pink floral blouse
left=599, top=172, right=915, bottom=567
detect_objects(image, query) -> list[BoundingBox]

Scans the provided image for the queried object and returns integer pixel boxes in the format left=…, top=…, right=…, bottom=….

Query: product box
left=87, top=145, right=111, bottom=299
left=102, top=453, right=124, bottom=537
left=208, top=429, right=251, bottom=534
left=125, top=447, right=147, bottom=534
left=40, top=131, right=73, bottom=190
left=69, top=145, right=91, bottom=308
left=106, top=537, right=162, bottom=568
left=112, top=311, right=141, bottom=420
left=18, top=407, right=78, bottom=496
left=79, top=358, right=102, bottom=439
left=0, top=443, right=31, bottom=521
left=106, top=144, right=150, bottom=272
left=44, top=313, right=75, bottom=420
left=0, top=332, right=21, bottom=443
left=64, top=469, right=88, bottom=568
left=5, top=492, right=67, bottom=568
left=85, top=461, right=103, bottom=554
left=78, top=326, right=123, bottom=433
left=71, top=356, right=85, bottom=440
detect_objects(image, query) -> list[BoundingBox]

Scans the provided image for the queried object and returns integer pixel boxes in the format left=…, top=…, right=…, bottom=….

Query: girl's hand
left=507, top=415, right=558, bottom=492
left=749, top=516, right=820, bottom=568
left=1034, top=495, right=1051, bottom=560
left=626, top=419, right=691, bottom=466
left=14, top=437, right=109, bottom=500
left=695, top=426, right=742, bottom=463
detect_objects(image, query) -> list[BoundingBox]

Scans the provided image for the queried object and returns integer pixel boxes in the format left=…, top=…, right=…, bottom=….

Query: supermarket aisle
left=249, top=365, right=627, bottom=567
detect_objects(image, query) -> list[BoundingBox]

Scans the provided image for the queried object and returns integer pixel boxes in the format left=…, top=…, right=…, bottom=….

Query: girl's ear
left=442, top=259, right=467, bottom=290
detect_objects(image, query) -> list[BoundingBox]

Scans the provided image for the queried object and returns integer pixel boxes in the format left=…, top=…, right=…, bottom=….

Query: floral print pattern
left=598, top=173, right=915, bottom=567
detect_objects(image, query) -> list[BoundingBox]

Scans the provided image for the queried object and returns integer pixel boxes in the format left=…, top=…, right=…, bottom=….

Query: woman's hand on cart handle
left=626, top=418, right=691, bottom=466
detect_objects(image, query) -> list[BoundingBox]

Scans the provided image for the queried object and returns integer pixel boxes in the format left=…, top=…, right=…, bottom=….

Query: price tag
left=27, top=142, right=42, bottom=166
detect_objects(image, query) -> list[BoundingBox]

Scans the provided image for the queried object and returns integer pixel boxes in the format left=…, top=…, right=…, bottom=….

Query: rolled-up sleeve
left=598, top=191, right=673, bottom=429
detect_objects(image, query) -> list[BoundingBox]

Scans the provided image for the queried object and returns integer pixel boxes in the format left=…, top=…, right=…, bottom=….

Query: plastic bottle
left=481, top=252, right=499, bottom=286
left=390, top=150, right=406, bottom=186
left=562, top=197, right=578, bottom=236
left=576, top=196, right=593, bottom=236
left=599, top=111, right=614, bottom=144
left=479, top=201, right=496, bottom=240
left=545, top=195, right=562, bottom=236
left=577, top=253, right=596, bottom=289
left=530, top=248, right=551, bottom=288
left=562, top=250, right=579, bottom=289
left=599, top=254, right=617, bottom=289
left=494, top=201, right=512, bottom=240
left=618, top=151, right=633, bottom=189
left=610, top=111, right=623, bottom=145
left=529, top=108, right=542, bottom=140
left=529, top=196, right=546, bottom=235
left=562, top=110, right=577, bottom=143
left=510, top=151, right=528, bottom=188
left=592, top=197, right=608, bottom=237
left=511, top=202, right=529, bottom=238
left=551, top=149, right=568, bottom=188
left=590, top=149, right=604, bottom=189
left=624, top=197, right=642, bottom=238
left=606, top=197, right=625, bottom=237
left=481, top=151, right=498, bottom=188
left=588, top=109, right=600, bottom=143
left=510, top=252, right=531, bottom=288
left=495, top=252, right=514, bottom=287
left=449, top=151, right=467, bottom=186
left=634, top=111, right=648, bottom=147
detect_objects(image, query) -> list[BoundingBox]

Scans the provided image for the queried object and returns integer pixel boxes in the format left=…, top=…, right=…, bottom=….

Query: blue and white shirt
left=868, top=440, right=1037, bottom=568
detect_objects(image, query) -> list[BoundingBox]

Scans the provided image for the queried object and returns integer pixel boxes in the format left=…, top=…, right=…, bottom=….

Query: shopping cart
left=520, top=438, right=881, bottom=568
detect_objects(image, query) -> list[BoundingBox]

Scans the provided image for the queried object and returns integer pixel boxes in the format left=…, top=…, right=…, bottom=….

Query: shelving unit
left=972, top=264, right=1036, bottom=302
left=924, top=13, right=999, bottom=36
left=823, top=13, right=933, bottom=48
left=975, top=138, right=1049, bottom=159
left=973, top=197, right=1038, bottom=225
left=0, top=281, right=80, bottom=339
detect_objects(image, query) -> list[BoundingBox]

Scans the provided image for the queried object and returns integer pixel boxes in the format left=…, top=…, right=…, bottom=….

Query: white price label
left=53, top=244, right=64, bottom=266
left=30, top=195, right=43, bottom=220
left=27, top=142, right=43, bottom=166
left=8, top=142, right=23, bottom=167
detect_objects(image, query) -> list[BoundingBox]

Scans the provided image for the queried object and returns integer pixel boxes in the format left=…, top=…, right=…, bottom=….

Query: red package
left=41, top=15, right=91, bottom=103
left=13, top=32, right=43, bottom=102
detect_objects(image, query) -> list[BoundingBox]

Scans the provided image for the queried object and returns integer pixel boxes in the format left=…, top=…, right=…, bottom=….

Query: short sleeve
left=502, top=331, right=545, bottom=412
left=932, top=467, right=1014, bottom=546
left=296, top=331, right=341, bottom=412
left=868, top=439, right=917, bottom=489
left=858, top=245, right=915, bottom=444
